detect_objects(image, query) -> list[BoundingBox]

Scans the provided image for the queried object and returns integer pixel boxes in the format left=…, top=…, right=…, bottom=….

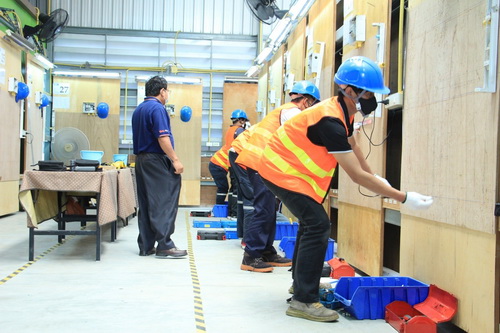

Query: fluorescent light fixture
left=289, top=0, right=316, bottom=21
left=3, top=29, right=35, bottom=52
left=33, top=53, right=55, bottom=69
left=267, top=17, right=292, bottom=45
left=255, top=46, right=274, bottom=65
left=52, top=71, right=121, bottom=78
left=245, top=65, right=261, bottom=78
left=135, top=75, right=202, bottom=84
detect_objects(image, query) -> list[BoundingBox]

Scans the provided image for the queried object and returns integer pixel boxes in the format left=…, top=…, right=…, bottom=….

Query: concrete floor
left=0, top=207, right=396, bottom=333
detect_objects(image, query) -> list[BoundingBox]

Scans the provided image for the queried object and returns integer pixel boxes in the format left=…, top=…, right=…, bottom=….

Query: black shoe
left=240, top=253, right=273, bottom=272
left=139, top=248, right=156, bottom=256
left=262, top=252, right=292, bottom=267
left=155, top=247, right=187, bottom=258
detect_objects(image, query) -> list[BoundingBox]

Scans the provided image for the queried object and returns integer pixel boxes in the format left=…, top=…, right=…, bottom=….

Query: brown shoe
left=155, top=247, right=187, bottom=259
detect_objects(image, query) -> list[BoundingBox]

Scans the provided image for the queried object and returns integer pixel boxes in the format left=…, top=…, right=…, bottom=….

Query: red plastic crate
left=385, top=284, right=458, bottom=333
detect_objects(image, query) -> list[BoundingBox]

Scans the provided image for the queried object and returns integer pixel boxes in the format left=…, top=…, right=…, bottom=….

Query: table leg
left=29, top=228, right=34, bottom=261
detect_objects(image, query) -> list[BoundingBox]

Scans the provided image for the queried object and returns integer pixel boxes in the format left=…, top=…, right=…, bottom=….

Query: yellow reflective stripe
left=213, top=154, right=229, bottom=169
left=277, top=128, right=334, bottom=178
left=253, top=126, right=274, bottom=141
left=263, top=147, right=327, bottom=199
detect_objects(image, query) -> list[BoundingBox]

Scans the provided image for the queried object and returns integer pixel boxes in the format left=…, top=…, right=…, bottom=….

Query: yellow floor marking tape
left=0, top=233, right=78, bottom=286
left=185, top=210, right=207, bottom=332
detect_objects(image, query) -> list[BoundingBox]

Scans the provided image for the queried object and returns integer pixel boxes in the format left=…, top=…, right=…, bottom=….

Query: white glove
left=403, top=192, right=433, bottom=210
left=374, top=174, right=391, bottom=187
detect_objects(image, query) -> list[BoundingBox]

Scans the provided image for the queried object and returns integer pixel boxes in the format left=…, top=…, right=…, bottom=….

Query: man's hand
left=403, top=192, right=433, bottom=210
left=172, top=160, right=184, bottom=174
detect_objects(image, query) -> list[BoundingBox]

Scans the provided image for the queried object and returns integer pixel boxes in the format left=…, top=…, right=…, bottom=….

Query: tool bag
left=72, top=159, right=100, bottom=171
left=37, top=160, right=66, bottom=171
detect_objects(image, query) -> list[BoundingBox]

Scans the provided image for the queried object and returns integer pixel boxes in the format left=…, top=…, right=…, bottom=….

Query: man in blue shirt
left=132, top=76, right=187, bottom=258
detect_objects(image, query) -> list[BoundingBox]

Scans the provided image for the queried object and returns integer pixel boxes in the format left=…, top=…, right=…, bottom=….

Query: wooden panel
left=403, top=0, right=498, bottom=233
left=257, top=64, right=269, bottom=120
left=338, top=0, right=390, bottom=210
left=24, top=60, right=47, bottom=170
left=222, top=82, right=258, bottom=139
left=0, top=181, right=20, bottom=216
left=55, top=113, right=119, bottom=164
left=53, top=76, right=120, bottom=164
left=136, top=81, right=202, bottom=206
left=400, top=215, right=496, bottom=333
left=52, top=76, right=120, bottom=114
left=268, top=47, right=284, bottom=110
left=0, top=32, right=22, bottom=182
left=285, top=19, right=307, bottom=104
left=338, top=202, right=383, bottom=276
left=307, top=0, right=336, bottom=96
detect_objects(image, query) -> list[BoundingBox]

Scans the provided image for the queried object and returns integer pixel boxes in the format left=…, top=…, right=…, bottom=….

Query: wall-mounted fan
left=23, top=8, right=68, bottom=53
left=51, top=127, right=90, bottom=165
left=246, top=0, right=288, bottom=25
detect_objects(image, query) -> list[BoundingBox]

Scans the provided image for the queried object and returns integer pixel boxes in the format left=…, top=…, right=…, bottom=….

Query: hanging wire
left=357, top=104, right=395, bottom=198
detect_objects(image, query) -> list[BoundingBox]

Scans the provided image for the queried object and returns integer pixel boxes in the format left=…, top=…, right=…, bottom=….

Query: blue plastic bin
left=220, top=219, right=237, bottom=228
left=192, top=220, right=222, bottom=228
left=224, top=228, right=238, bottom=239
left=333, top=276, right=429, bottom=320
left=275, top=221, right=299, bottom=240
left=279, top=236, right=334, bottom=261
left=212, top=204, right=228, bottom=217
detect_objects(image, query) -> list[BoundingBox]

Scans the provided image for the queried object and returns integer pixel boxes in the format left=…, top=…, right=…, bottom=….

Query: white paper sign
left=53, top=82, right=70, bottom=95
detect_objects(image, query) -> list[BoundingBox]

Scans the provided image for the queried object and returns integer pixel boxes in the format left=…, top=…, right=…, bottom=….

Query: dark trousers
left=135, top=153, right=181, bottom=252
left=245, top=168, right=277, bottom=258
left=228, top=151, right=254, bottom=240
left=263, top=178, right=330, bottom=303
left=208, top=162, right=228, bottom=204
left=228, top=168, right=238, bottom=217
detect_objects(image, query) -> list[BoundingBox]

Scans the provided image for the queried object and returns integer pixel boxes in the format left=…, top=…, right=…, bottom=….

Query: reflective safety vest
left=210, top=125, right=240, bottom=171
left=231, top=125, right=255, bottom=154
left=236, top=103, right=296, bottom=170
left=259, top=97, right=351, bottom=204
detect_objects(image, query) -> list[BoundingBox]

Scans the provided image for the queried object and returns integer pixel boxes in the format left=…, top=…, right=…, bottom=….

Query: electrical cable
left=357, top=102, right=395, bottom=198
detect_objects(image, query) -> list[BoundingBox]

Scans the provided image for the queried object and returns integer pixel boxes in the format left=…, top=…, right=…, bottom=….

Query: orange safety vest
left=259, top=97, right=352, bottom=204
left=210, top=125, right=240, bottom=171
left=236, top=102, right=296, bottom=170
left=231, top=125, right=255, bottom=154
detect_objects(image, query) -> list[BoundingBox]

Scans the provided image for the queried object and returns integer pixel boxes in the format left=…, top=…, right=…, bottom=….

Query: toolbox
left=196, top=229, right=226, bottom=240
left=327, top=257, right=355, bottom=279
left=224, top=228, right=238, bottom=239
left=193, top=220, right=222, bottom=228
left=190, top=210, right=212, bottom=217
left=385, top=284, right=458, bottom=333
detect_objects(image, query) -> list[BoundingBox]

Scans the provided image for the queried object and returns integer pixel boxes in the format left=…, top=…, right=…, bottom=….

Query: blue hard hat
left=180, top=106, right=192, bottom=122
left=334, top=56, right=390, bottom=94
left=15, top=82, right=30, bottom=102
left=39, top=93, right=50, bottom=109
left=96, top=102, right=109, bottom=119
left=289, top=80, right=321, bottom=101
left=231, top=109, right=248, bottom=120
